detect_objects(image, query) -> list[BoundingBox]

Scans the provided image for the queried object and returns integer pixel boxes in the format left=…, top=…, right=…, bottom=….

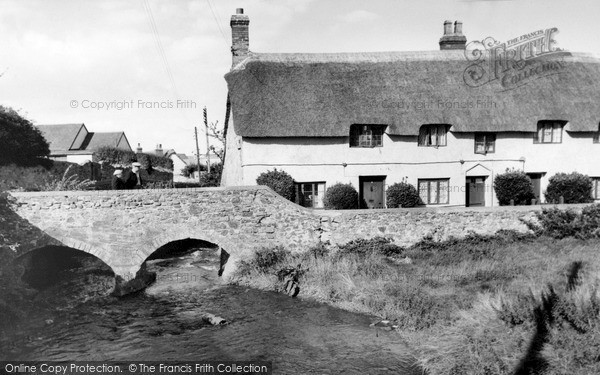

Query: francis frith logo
left=463, top=27, right=571, bottom=90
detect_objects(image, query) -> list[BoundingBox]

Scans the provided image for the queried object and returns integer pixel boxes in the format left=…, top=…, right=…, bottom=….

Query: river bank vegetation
left=230, top=206, right=600, bottom=375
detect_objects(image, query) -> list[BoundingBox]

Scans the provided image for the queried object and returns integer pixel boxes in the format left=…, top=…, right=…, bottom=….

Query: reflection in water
left=1, top=246, right=425, bottom=374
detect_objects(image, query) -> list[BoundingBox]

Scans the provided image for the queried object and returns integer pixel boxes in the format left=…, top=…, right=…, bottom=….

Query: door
left=526, top=173, right=544, bottom=203
left=359, top=176, right=386, bottom=209
left=466, top=176, right=486, bottom=207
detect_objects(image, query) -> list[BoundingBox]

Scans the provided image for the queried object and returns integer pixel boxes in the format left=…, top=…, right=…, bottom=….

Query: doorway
left=526, top=173, right=545, bottom=203
left=359, top=176, right=386, bottom=209
left=466, top=176, right=486, bottom=207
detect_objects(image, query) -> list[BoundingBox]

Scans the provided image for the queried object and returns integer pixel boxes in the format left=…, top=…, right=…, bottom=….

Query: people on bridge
left=123, top=162, right=143, bottom=189
left=111, top=169, right=125, bottom=190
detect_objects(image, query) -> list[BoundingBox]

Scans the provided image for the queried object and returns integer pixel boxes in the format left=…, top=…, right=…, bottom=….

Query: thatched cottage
left=221, top=9, right=600, bottom=208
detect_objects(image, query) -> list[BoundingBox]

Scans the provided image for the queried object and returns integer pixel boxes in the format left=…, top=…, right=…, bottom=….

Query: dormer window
left=418, top=124, right=448, bottom=147
left=534, top=121, right=565, bottom=144
left=350, top=125, right=385, bottom=148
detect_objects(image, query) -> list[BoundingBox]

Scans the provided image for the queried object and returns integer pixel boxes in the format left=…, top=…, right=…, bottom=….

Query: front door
left=466, top=176, right=486, bottom=207
left=360, top=176, right=386, bottom=209
left=527, top=173, right=544, bottom=203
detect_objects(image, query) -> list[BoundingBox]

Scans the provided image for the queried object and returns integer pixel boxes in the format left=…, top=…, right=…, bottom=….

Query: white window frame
left=418, top=179, right=450, bottom=205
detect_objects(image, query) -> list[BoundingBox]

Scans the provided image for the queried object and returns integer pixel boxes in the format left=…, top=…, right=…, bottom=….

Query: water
left=0, top=247, right=424, bottom=374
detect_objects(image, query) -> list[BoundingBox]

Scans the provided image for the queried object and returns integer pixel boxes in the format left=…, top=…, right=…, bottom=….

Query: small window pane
left=419, top=181, right=428, bottom=203
left=439, top=180, right=449, bottom=203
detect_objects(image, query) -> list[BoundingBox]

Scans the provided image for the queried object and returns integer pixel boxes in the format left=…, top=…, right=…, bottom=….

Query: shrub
left=578, top=204, right=600, bottom=239
left=256, top=168, right=295, bottom=201
left=337, top=237, right=403, bottom=257
left=545, top=172, right=593, bottom=204
left=236, top=246, right=291, bottom=276
left=535, top=207, right=581, bottom=239
left=93, top=146, right=173, bottom=170
left=0, top=105, right=50, bottom=165
left=386, top=182, right=421, bottom=208
left=323, top=183, right=358, bottom=209
left=181, top=163, right=206, bottom=178
left=200, top=163, right=222, bottom=187
left=494, top=169, right=535, bottom=205
left=536, top=204, right=600, bottom=239
left=39, top=165, right=95, bottom=191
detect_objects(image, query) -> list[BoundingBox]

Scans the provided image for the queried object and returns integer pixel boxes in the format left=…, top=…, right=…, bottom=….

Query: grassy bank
left=229, top=228, right=600, bottom=374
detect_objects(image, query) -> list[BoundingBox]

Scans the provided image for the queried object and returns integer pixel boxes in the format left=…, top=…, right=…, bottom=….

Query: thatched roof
left=225, top=50, right=600, bottom=137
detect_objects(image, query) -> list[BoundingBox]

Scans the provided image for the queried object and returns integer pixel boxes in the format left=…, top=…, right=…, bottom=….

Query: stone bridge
left=2, top=186, right=538, bottom=294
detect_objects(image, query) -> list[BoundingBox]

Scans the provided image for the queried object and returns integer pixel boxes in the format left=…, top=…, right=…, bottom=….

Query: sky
left=1, top=0, right=599, bottom=156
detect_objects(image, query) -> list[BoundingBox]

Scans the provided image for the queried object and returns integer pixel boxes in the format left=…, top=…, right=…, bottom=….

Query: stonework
left=3, top=186, right=569, bottom=292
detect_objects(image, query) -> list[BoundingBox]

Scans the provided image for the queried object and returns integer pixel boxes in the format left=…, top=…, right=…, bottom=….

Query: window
left=295, top=182, right=326, bottom=208
left=534, top=121, right=564, bottom=143
left=474, top=133, right=496, bottom=154
left=350, top=125, right=386, bottom=148
left=593, top=178, right=600, bottom=200
left=418, top=179, right=450, bottom=205
left=418, top=124, right=448, bottom=147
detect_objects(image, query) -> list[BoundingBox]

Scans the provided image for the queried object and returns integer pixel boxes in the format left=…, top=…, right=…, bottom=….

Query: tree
left=0, top=105, right=49, bottom=165
left=207, top=120, right=225, bottom=164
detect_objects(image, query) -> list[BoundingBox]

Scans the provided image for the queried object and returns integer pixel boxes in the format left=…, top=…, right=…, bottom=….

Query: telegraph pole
left=194, top=126, right=201, bottom=184
left=203, top=107, right=211, bottom=174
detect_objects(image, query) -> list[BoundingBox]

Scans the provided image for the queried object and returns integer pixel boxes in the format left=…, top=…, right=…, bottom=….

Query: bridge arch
left=12, top=244, right=116, bottom=297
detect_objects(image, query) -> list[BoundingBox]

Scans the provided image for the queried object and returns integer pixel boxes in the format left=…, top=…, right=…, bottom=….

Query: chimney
left=155, top=143, right=163, bottom=156
left=230, top=8, right=250, bottom=68
left=439, top=20, right=467, bottom=50
left=136, top=143, right=142, bottom=153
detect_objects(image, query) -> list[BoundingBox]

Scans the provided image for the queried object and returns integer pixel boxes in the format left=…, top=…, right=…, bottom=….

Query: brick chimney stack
left=231, top=8, right=249, bottom=68
left=136, top=143, right=142, bottom=153
left=439, top=20, right=467, bottom=50
left=155, top=144, right=163, bottom=156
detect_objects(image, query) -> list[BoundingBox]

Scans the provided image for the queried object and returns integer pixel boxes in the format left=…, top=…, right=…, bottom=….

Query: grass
left=229, top=233, right=600, bottom=375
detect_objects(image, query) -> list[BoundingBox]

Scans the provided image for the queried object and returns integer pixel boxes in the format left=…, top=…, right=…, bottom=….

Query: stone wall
left=5, top=186, right=574, bottom=283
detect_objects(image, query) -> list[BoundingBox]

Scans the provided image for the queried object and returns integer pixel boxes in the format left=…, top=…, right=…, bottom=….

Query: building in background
left=37, top=123, right=132, bottom=165
left=221, top=9, right=600, bottom=208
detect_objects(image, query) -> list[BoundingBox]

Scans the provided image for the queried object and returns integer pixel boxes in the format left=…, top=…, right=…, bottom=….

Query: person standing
left=123, top=162, right=143, bottom=189
left=111, top=169, right=125, bottom=190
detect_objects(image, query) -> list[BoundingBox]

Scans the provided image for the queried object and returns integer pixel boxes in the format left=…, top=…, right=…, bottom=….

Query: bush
left=181, top=163, right=206, bottom=178
left=0, top=106, right=50, bottom=165
left=494, top=169, right=535, bottom=205
left=200, top=163, right=223, bottom=187
left=93, top=146, right=173, bottom=170
left=39, top=165, right=95, bottom=191
left=536, top=204, right=600, bottom=239
left=256, top=168, right=295, bottom=201
left=536, top=207, right=581, bottom=239
left=578, top=204, right=600, bottom=238
left=386, top=182, right=421, bottom=208
left=545, top=172, right=593, bottom=204
left=323, top=183, right=358, bottom=209
left=236, top=246, right=291, bottom=276
left=337, top=237, right=403, bottom=257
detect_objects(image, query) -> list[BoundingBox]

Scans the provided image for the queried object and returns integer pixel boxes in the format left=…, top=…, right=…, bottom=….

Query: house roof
left=37, top=125, right=132, bottom=155
left=225, top=50, right=600, bottom=137
left=37, top=124, right=88, bottom=151
left=85, top=132, right=131, bottom=151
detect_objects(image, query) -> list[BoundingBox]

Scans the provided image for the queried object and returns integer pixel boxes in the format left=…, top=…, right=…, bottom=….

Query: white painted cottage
left=221, top=9, right=600, bottom=208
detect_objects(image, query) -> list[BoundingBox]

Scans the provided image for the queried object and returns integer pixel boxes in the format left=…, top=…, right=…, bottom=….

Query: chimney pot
left=443, top=20, right=453, bottom=35
left=454, top=21, right=463, bottom=35
left=236, top=8, right=244, bottom=14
